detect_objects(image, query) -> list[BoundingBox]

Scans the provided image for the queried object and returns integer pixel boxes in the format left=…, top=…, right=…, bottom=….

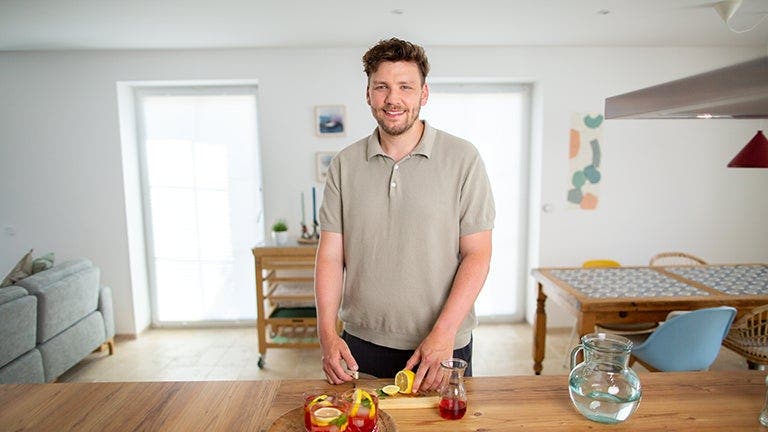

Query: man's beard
left=374, top=105, right=421, bottom=136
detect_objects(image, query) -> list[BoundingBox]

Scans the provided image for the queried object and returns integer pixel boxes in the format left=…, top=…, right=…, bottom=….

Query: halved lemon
left=381, top=384, right=400, bottom=396
left=313, top=406, right=342, bottom=426
left=395, top=369, right=415, bottom=394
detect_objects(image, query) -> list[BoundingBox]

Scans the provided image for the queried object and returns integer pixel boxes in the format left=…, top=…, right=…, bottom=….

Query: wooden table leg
left=577, top=313, right=596, bottom=338
left=533, top=282, right=547, bottom=375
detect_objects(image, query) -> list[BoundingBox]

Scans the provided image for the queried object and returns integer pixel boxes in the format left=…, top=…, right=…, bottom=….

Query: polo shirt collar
left=366, top=121, right=437, bottom=161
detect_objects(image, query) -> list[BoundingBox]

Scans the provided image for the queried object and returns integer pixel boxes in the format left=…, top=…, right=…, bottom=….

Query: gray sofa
left=0, top=258, right=115, bottom=383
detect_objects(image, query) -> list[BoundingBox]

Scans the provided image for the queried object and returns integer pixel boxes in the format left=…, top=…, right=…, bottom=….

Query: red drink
left=348, top=413, right=377, bottom=432
left=341, top=388, right=378, bottom=432
left=304, top=393, right=333, bottom=431
left=439, top=398, right=467, bottom=420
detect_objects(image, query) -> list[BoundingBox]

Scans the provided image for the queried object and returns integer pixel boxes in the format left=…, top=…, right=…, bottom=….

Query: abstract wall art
left=567, top=113, right=603, bottom=210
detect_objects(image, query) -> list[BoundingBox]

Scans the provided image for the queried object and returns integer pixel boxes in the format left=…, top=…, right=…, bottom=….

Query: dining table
left=531, top=263, right=768, bottom=375
left=1, top=371, right=767, bottom=431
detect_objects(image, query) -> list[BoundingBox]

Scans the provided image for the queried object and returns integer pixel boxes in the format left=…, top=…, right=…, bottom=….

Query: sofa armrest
left=99, top=286, right=115, bottom=340
left=0, top=286, right=29, bottom=306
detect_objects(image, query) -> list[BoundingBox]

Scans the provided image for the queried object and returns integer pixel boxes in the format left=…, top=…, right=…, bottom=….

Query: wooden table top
left=2, top=371, right=767, bottom=431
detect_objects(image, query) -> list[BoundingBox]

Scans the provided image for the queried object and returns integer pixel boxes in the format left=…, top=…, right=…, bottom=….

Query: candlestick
left=312, top=186, right=317, bottom=224
left=301, top=192, right=306, bottom=225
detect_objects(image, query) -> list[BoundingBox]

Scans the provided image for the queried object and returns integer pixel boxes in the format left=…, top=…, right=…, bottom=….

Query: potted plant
left=271, top=219, right=289, bottom=245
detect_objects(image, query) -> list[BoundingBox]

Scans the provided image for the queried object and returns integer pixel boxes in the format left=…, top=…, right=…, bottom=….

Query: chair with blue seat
left=627, top=306, right=737, bottom=372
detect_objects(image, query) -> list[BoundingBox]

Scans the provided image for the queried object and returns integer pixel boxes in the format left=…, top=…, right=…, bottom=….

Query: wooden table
left=532, top=264, right=768, bottom=374
left=1, top=371, right=767, bottom=431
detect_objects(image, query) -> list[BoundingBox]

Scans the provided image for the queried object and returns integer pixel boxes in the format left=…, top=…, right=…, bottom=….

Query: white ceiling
left=0, top=0, right=767, bottom=51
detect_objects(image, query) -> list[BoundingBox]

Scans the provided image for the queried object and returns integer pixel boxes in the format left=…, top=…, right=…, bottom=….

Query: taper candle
left=312, top=186, right=317, bottom=224
left=301, top=192, right=306, bottom=225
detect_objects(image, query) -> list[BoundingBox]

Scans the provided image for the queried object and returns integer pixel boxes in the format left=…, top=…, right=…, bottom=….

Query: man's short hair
left=362, top=38, right=430, bottom=84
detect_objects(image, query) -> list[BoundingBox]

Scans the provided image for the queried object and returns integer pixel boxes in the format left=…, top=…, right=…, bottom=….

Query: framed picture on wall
left=315, top=105, right=346, bottom=136
left=315, top=151, right=336, bottom=182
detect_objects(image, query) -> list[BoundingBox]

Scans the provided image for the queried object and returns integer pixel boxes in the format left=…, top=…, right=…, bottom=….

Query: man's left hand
left=404, top=330, right=454, bottom=393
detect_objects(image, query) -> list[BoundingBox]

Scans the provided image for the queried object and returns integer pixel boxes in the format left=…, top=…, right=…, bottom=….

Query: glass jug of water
left=569, top=332, right=642, bottom=424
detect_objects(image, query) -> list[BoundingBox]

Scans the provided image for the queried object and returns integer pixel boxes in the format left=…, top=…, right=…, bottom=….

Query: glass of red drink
left=303, top=390, right=335, bottom=432
left=340, top=388, right=378, bottom=432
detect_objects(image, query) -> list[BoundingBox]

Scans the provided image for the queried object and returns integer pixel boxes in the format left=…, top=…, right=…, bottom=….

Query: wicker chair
left=649, top=251, right=707, bottom=266
left=722, top=304, right=768, bottom=370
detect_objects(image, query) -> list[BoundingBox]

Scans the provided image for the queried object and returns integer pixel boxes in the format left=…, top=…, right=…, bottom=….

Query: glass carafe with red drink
left=439, top=358, right=468, bottom=420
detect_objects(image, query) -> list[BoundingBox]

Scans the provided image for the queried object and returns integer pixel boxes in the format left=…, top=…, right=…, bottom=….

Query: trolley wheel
left=258, top=356, right=265, bottom=369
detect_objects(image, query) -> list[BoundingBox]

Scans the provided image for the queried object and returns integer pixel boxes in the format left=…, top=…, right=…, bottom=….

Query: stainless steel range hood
left=605, top=56, right=768, bottom=119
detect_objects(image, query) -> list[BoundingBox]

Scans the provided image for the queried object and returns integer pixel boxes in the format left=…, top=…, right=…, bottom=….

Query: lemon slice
left=395, top=369, right=415, bottom=394
left=381, top=385, right=400, bottom=396
left=360, top=389, right=376, bottom=419
left=313, top=406, right=342, bottom=426
left=307, top=394, right=331, bottom=411
left=350, top=389, right=362, bottom=417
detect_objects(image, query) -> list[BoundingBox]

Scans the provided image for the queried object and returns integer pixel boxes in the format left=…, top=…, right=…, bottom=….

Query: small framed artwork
left=315, top=105, right=346, bottom=137
left=315, top=151, right=336, bottom=182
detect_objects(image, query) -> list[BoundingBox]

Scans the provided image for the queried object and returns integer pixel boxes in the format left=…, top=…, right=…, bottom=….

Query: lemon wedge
left=395, top=369, right=415, bottom=394
left=381, top=384, right=400, bottom=396
left=350, top=389, right=362, bottom=417
left=313, top=406, right=342, bottom=426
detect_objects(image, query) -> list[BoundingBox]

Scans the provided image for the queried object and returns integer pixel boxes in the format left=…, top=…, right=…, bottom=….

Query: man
left=315, top=38, right=495, bottom=393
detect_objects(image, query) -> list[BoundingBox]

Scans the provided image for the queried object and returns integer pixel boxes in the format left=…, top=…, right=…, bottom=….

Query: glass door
left=136, top=86, right=264, bottom=324
left=422, top=83, right=531, bottom=320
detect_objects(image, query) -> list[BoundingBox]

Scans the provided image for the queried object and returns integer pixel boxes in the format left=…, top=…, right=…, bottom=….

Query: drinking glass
left=302, top=390, right=335, bottom=432
left=340, top=387, right=378, bottom=432
left=307, top=394, right=348, bottom=432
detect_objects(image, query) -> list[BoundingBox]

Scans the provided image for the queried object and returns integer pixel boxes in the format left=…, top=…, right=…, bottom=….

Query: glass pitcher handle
left=569, top=344, right=584, bottom=370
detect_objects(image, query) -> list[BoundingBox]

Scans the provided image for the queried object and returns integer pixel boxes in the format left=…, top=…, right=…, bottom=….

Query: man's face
left=366, top=61, right=429, bottom=137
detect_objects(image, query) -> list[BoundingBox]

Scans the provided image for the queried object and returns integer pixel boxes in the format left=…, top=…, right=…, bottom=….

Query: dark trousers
left=341, top=331, right=472, bottom=379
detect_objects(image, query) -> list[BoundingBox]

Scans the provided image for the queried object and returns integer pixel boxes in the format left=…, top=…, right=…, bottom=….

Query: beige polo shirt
left=319, top=121, right=495, bottom=350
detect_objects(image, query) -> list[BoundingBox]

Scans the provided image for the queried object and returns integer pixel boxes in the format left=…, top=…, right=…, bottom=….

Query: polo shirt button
left=390, top=182, right=397, bottom=188
left=394, top=165, right=399, bottom=170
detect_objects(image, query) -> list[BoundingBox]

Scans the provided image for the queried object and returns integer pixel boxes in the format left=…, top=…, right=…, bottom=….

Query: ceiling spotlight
left=390, top=9, right=405, bottom=15
left=596, top=9, right=610, bottom=15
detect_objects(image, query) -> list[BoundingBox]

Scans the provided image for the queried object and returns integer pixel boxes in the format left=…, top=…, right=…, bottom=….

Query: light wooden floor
left=58, top=323, right=749, bottom=382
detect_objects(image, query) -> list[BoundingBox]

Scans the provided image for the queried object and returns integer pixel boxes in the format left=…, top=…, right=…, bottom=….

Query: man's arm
left=315, top=231, right=357, bottom=384
left=405, top=229, right=492, bottom=392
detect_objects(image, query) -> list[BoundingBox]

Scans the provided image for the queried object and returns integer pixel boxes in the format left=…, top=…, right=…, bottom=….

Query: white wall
left=1, top=46, right=766, bottom=334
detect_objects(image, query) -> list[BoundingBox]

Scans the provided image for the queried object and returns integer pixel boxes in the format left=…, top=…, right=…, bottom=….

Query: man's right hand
left=320, top=333, right=358, bottom=384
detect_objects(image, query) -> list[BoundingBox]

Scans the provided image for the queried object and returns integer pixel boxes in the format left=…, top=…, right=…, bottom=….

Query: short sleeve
left=319, top=156, right=343, bottom=233
left=459, top=153, right=495, bottom=236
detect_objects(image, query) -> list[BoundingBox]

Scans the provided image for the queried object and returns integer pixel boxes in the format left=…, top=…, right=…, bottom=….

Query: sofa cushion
left=0, top=349, right=44, bottom=384
left=0, top=294, right=37, bottom=369
left=0, top=250, right=33, bottom=288
left=17, top=259, right=100, bottom=343
left=38, top=311, right=105, bottom=382
left=17, top=259, right=92, bottom=291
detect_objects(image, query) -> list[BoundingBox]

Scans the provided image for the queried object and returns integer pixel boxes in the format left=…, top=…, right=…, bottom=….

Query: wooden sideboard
left=252, top=242, right=318, bottom=368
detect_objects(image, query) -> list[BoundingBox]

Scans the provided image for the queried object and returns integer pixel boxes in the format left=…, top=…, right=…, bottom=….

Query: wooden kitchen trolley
left=252, top=242, right=318, bottom=368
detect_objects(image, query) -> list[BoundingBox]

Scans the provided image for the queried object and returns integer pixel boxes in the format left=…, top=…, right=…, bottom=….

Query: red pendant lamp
left=727, top=130, right=768, bottom=168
